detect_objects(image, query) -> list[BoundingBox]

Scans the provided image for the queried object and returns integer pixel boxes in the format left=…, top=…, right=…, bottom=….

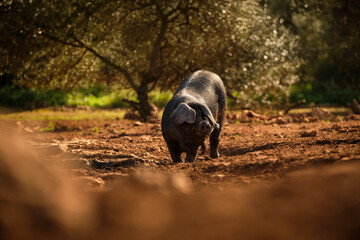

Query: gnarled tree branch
left=41, top=31, right=139, bottom=91
left=71, top=36, right=139, bottom=91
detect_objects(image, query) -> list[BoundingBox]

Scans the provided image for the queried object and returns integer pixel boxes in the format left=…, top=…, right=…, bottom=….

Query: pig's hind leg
left=210, top=91, right=226, bottom=158
left=200, top=142, right=206, bottom=154
left=210, top=127, right=221, bottom=158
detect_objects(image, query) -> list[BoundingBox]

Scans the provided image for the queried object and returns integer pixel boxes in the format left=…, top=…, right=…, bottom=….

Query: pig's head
left=169, top=103, right=219, bottom=146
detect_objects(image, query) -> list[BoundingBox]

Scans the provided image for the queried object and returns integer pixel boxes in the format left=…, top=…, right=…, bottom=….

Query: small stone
left=274, top=133, right=285, bottom=138
left=108, top=129, right=116, bottom=134
left=331, top=124, right=341, bottom=130
left=23, top=127, right=33, bottom=133
left=275, top=118, right=287, bottom=124
left=299, top=130, right=317, bottom=137
left=140, top=135, right=152, bottom=142
left=311, top=107, right=335, bottom=121
left=226, top=112, right=233, bottom=120
left=150, top=124, right=161, bottom=131
left=133, top=121, right=142, bottom=126
left=123, top=136, right=132, bottom=142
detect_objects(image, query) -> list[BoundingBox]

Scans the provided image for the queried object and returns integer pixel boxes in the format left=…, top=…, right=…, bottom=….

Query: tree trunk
left=136, top=82, right=152, bottom=121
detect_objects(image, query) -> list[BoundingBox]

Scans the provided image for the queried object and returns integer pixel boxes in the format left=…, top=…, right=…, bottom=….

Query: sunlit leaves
left=265, top=0, right=360, bottom=101
left=1, top=0, right=302, bottom=109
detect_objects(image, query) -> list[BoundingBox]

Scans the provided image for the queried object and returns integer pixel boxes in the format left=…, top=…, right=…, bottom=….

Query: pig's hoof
left=185, top=156, right=196, bottom=163
left=210, top=151, right=219, bottom=158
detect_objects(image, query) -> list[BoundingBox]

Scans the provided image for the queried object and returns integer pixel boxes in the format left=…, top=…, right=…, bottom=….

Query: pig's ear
left=170, top=103, right=196, bottom=125
left=200, top=105, right=220, bottom=130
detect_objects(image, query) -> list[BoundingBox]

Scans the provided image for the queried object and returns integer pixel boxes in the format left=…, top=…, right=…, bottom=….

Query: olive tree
left=1, top=0, right=300, bottom=117
left=263, top=0, right=360, bottom=103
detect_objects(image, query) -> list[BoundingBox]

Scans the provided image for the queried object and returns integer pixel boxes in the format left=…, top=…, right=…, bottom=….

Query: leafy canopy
left=1, top=0, right=299, bottom=112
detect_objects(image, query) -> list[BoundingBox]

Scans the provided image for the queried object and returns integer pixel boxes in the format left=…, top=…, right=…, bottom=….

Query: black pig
left=161, top=70, right=226, bottom=163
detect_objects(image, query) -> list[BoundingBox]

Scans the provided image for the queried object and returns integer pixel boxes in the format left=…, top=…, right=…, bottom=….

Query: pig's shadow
left=221, top=138, right=360, bottom=157
left=221, top=142, right=286, bottom=156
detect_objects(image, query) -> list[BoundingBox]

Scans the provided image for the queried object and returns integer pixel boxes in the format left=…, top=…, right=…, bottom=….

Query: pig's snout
left=201, top=121, right=211, bottom=131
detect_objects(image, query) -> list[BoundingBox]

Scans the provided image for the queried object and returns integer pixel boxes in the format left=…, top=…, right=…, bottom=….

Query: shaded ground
left=3, top=107, right=359, bottom=189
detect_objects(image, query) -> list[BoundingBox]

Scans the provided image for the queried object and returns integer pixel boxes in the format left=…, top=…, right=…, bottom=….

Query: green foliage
left=0, top=84, right=173, bottom=109
left=149, top=90, right=172, bottom=108
left=2, top=0, right=358, bottom=112
left=0, top=109, right=125, bottom=121
left=290, top=84, right=360, bottom=106
left=0, top=0, right=302, bottom=115
left=0, top=85, right=67, bottom=108
left=265, top=0, right=360, bottom=105
left=223, top=1, right=300, bottom=109
left=40, top=121, right=55, bottom=132
left=65, top=87, right=137, bottom=108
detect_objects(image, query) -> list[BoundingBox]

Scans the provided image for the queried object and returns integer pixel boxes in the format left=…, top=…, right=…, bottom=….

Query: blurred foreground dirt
left=0, top=108, right=360, bottom=239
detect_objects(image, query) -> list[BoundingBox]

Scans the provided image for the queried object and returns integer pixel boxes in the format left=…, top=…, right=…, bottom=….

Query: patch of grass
left=0, top=85, right=173, bottom=109
left=40, top=121, right=55, bottom=132
left=149, top=90, right=172, bottom=108
left=233, top=133, right=241, bottom=139
left=287, top=107, right=351, bottom=115
left=0, top=108, right=126, bottom=121
left=65, top=88, right=138, bottom=108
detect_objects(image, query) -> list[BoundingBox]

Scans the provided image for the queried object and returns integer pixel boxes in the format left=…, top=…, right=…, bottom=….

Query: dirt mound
left=0, top=130, right=93, bottom=240
left=1, top=130, right=360, bottom=240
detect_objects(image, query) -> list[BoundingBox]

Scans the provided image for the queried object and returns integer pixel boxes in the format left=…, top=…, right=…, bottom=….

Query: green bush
left=0, top=85, right=173, bottom=109
left=149, top=90, right=172, bottom=108
left=0, top=86, right=67, bottom=108
left=290, top=83, right=360, bottom=105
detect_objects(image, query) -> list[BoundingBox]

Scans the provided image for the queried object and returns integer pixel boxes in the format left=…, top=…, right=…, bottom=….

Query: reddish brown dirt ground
left=10, top=110, right=359, bottom=189
left=1, top=108, right=360, bottom=240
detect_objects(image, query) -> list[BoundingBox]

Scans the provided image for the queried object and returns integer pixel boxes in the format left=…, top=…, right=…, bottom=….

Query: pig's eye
left=201, top=122, right=210, bottom=130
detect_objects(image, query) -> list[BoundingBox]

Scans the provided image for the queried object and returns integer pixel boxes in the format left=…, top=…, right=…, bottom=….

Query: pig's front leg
left=167, top=141, right=182, bottom=163
left=185, top=146, right=200, bottom=163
